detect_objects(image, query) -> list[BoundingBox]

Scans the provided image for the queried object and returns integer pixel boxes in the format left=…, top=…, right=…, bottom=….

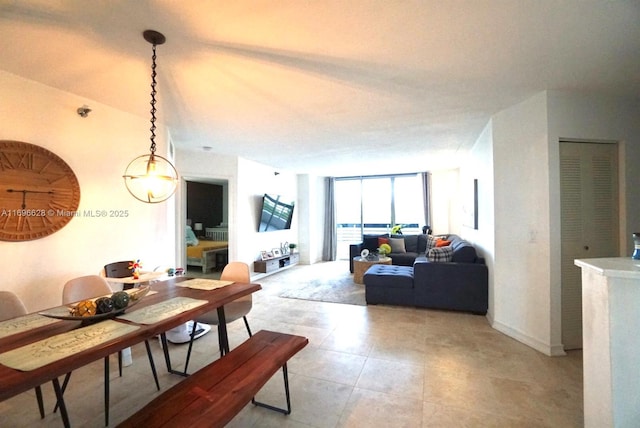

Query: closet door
left=560, top=141, right=618, bottom=350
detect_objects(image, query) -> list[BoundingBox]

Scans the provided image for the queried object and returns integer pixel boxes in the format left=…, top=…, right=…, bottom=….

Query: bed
left=185, top=225, right=228, bottom=273
left=186, top=240, right=228, bottom=273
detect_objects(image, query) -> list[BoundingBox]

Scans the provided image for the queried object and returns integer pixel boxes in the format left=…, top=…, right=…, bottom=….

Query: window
left=335, top=174, right=425, bottom=258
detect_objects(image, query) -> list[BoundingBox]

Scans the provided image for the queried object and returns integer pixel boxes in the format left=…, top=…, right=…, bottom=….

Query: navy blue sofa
left=349, top=233, right=429, bottom=272
left=363, top=235, right=488, bottom=314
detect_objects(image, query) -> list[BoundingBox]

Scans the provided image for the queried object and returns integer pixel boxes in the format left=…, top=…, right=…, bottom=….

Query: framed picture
left=462, top=178, right=479, bottom=230
left=260, top=250, right=271, bottom=260
left=272, top=248, right=282, bottom=257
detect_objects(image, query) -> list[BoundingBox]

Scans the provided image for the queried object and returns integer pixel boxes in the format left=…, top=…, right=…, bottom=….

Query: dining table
left=0, top=276, right=262, bottom=427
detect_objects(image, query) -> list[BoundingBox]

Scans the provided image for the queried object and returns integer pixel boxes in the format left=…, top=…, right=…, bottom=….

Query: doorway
left=560, top=140, right=619, bottom=350
left=185, top=179, right=229, bottom=276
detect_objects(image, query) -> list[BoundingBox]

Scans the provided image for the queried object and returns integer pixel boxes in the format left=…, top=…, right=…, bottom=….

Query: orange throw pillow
left=435, top=239, right=451, bottom=247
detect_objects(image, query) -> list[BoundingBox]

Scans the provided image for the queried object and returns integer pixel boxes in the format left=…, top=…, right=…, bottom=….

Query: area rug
left=262, top=261, right=366, bottom=306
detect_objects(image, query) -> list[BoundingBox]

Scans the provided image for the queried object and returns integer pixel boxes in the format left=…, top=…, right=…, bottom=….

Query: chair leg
left=182, top=320, right=200, bottom=375
left=144, top=340, right=160, bottom=390
left=35, top=386, right=45, bottom=419
left=243, top=316, right=252, bottom=337
left=160, top=333, right=188, bottom=377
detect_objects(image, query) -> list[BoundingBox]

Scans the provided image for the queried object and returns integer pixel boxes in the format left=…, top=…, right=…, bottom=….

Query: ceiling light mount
left=123, top=30, right=178, bottom=204
left=76, top=105, right=91, bottom=118
left=143, top=30, right=166, bottom=46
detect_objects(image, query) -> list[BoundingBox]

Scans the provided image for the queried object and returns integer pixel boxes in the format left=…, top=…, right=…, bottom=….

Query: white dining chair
left=0, top=291, right=48, bottom=419
left=60, top=275, right=160, bottom=426
left=181, top=261, right=253, bottom=375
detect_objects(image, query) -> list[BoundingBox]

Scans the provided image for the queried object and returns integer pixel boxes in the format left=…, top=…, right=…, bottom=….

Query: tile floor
left=0, top=262, right=583, bottom=427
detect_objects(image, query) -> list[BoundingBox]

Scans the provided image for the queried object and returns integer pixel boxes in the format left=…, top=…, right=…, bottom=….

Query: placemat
left=0, top=314, right=62, bottom=340
left=175, top=279, right=234, bottom=290
left=116, top=297, right=208, bottom=325
left=0, top=320, right=139, bottom=371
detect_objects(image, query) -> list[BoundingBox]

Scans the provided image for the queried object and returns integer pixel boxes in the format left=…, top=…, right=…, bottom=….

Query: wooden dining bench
left=118, top=330, right=308, bottom=428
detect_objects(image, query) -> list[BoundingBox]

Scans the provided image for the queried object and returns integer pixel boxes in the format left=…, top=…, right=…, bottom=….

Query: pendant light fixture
left=123, top=30, right=178, bottom=203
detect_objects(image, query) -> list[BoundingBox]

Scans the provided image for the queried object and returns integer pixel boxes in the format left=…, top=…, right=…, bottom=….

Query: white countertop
left=574, top=257, right=640, bottom=279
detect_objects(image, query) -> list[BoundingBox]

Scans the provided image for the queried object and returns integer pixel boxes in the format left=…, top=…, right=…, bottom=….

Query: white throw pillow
left=389, top=237, right=406, bottom=253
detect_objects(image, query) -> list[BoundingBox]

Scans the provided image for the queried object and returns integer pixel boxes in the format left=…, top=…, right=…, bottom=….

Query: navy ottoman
left=363, top=265, right=414, bottom=306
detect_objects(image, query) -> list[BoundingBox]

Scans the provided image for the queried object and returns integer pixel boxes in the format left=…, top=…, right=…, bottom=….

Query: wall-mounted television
left=258, top=194, right=295, bottom=232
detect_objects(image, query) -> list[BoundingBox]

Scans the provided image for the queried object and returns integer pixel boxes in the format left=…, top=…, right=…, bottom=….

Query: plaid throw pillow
left=426, top=235, right=438, bottom=250
left=427, top=246, right=453, bottom=262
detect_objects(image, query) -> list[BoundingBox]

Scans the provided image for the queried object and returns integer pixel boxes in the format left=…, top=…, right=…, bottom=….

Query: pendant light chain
left=123, top=29, right=177, bottom=204
left=149, top=43, right=158, bottom=155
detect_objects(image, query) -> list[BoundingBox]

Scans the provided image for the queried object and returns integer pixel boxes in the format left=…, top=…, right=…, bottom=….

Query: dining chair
left=61, top=275, right=160, bottom=426
left=0, top=291, right=48, bottom=419
left=103, top=260, right=131, bottom=279
left=181, top=261, right=253, bottom=375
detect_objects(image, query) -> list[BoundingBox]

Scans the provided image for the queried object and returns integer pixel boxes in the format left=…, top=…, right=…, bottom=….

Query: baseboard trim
left=490, top=318, right=566, bottom=357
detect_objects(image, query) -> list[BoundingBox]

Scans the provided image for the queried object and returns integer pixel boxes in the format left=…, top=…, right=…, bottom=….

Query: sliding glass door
left=335, top=174, right=425, bottom=259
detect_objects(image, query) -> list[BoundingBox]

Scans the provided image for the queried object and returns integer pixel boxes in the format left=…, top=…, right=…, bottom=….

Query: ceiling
left=1, top=1, right=639, bottom=176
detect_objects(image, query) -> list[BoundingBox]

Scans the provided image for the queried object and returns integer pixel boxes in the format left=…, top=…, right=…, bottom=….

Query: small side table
left=353, top=256, right=392, bottom=284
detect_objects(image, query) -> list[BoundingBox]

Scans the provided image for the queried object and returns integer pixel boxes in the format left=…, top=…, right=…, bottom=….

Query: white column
left=575, top=257, right=640, bottom=428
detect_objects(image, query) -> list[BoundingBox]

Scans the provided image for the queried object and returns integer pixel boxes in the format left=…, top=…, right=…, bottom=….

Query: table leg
left=104, top=357, right=109, bottom=426
left=52, top=377, right=70, bottom=428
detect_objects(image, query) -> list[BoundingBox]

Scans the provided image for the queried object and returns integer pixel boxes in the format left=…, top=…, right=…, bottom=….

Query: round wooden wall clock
left=0, top=141, right=81, bottom=241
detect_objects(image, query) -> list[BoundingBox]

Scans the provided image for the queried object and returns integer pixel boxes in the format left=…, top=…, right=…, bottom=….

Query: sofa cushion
left=389, top=237, right=406, bottom=253
left=450, top=238, right=477, bottom=263
left=426, top=246, right=454, bottom=262
left=363, top=234, right=388, bottom=251
left=451, top=247, right=476, bottom=263
left=399, top=235, right=418, bottom=253
left=417, top=234, right=428, bottom=253
left=390, top=253, right=418, bottom=266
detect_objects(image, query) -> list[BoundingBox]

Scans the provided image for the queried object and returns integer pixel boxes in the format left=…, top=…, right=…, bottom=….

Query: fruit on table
left=72, top=299, right=97, bottom=317
left=95, top=297, right=114, bottom=314
left=111, top=291, right=130, bottom=310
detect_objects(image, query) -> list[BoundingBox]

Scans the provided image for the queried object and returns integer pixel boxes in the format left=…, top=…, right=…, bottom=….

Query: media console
left=254, top=253, right=299, bottom=274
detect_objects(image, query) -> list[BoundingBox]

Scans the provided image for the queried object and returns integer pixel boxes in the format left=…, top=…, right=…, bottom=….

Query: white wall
left=0, top=71, right=177, bottom=311
left=236, top=159, right=298, bottom=273
left=430, top=169, right=460, bottom=236
left=461, top=121, right=495, bottom=318
left=490, top=91, right=555, bottom=354
left=470, top=89, right=640, bottom=355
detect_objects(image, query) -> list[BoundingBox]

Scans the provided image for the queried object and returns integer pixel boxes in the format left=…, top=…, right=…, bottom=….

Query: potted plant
left=289, top=243, right=297, bottom=254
